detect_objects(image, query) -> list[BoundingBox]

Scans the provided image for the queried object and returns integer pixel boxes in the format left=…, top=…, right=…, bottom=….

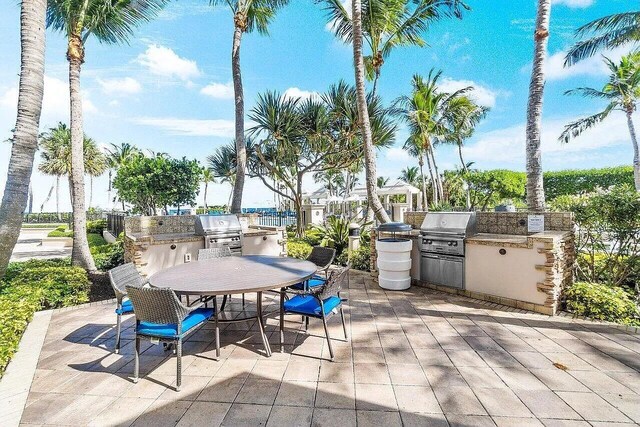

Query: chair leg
left=176, top=339, right=182, bottom=392
left=133, top=336, right=140, bottom=383
left=220, top=295, right=228, bottom=312
left=115, top=313, right=122, bottom=354
left=242, top=293, right=245, bottom=307
left=305, top=316, right=309, bottom=332
left=339, top=306, right=348, bottom=341
left=279, top=290, right=285, bottom=352
left=321, top=314, right=334, bottom=362
left=213, top=296, right=220, bottom=360
left=256, top=291, right=272, bottom=357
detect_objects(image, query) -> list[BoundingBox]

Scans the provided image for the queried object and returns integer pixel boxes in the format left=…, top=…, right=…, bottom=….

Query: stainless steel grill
left=195, top=214, right=243, bottom=255
left=419, top=212, right=476, bottom=289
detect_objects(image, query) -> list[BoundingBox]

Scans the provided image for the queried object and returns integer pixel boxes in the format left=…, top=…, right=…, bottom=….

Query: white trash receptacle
left=376, top=222, right=413, bottom=290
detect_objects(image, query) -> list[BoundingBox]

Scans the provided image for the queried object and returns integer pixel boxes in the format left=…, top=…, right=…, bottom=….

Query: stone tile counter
left=466, top=230, right=570, bottom=249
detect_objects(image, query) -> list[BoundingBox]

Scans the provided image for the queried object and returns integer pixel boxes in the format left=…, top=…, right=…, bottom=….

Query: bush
left=47, top=229, right=73, bottom=238
left=336, top=244, right=371, bottom=272
left=544, top=166, right=634, bottom=200
left=87, top=233, right=108, bottom=248
left=86, top=219, right=107, bottom=234
left=565, top=282, right=640, bottom=326
left=302, top=228, right=323, bottom=246
left=92, top=241, right=125, bottom=271
left=0, top=261, right=91, bottom=376
left=287, top=241, right=312, bottom=259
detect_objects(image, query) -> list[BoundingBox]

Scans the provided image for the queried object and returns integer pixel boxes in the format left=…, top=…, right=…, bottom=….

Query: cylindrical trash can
left=376, top=222, right=412, bottom=290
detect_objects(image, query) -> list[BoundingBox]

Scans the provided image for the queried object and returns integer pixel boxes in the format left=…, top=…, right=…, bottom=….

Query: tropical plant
left=249, top=82, right=396, bottom=235
left=560, top=53, right=640, bottom=191
left=443, top=94, right=488, bottom=173
left=0, top=0, right=47, bottom=280
left=105, top=142, right=140, bottom=210
left=320, top=0, right=468, bottom=95
left=207, top=138, right=255, bottom=210
left=201, top=168, right=216, bottom=209
left=525, top=0, right=550, bottom=211
left=399, top=166, right=420, bottom=186
left=465, top=169, right=527, bottom=211
left=46, top=0, right=167, bottom=270
left=565, top=11, right=640, bottom=66
left=392, top=71, right=469, bottom=206
left=113, top=153, right=202, bottom=215
left=311, top=216, right=351, bottom=256
left=377, top=176, right=389, bottom=188
left=38, top=124, right=108, bottom=212
left=211, top=0, right=289, bottom=215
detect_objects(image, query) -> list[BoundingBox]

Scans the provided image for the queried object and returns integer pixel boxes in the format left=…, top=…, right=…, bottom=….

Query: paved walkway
left=10, top=229, right=70, bottom=262
left=14, top=271, right=640, bottom=426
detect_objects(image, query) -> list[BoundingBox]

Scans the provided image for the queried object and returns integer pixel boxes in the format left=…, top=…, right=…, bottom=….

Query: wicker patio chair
left=289, top=246, right=336, bottom=291
left=126, top=285, right=214, bottom=391
left=197, top=247, right=244, bottom=309
left=280, top=265, right=349, bottom=361
left=108, top=263, right=146, bottom=354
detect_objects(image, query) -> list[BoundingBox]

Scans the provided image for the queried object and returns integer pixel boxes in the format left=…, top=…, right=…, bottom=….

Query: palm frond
left=559, top=103, right=616, bottom=143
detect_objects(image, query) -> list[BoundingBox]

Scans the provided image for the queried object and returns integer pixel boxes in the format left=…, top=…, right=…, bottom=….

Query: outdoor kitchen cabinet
left=464, top=235, right=548, bottom=306
left=242, top=228, right=286, bottom=257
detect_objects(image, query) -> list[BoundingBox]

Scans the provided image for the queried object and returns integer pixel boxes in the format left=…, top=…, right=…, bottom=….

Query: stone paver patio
left=11, top=271, right=640, bottom=426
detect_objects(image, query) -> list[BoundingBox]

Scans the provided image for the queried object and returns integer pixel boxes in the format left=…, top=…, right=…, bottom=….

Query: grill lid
left=195, top=214, right=242, bottom=235
left=420, top=212, right=477, bottom=236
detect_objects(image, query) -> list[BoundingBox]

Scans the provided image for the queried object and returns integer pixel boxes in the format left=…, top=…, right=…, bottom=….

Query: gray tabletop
left=148, top=255, right=317, bottom=295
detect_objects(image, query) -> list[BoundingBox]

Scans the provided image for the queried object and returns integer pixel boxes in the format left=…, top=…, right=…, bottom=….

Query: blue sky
left=0, top=0, right=635, bottom=210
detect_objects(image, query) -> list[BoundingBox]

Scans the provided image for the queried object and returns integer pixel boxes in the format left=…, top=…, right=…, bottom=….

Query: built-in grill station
left=419, top=212, right=477, bottom=289
left=195, top=214, right=243, bottom=255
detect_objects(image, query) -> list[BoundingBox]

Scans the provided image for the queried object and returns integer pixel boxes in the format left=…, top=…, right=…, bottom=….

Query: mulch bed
left=87, top=271, right=115, bottom=302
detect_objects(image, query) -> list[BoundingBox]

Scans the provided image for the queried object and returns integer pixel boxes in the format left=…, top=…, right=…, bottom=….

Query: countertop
left=466, top=231, right=571, bottom=248
left=126, top=227, right=280, bottom=243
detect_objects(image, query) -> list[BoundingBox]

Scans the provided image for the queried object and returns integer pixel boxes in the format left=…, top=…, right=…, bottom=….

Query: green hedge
left=91, top=240, right=125, bottom=271
left=336, top=244, right=371, bottom=272
left=565, top=282, right=640, bottom=326
left=86, top=219, right=107, bottom=235
left=543, top=166, right=634, bottom=200
left=87, top=233, right=108, bottom=248
left=287, top=240, right=313, bottom=259
left=0, top=260, right=90, bottom=375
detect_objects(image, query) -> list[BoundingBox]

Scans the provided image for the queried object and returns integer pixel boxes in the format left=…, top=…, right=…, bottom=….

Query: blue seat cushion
left=137, top=307, right=214, bottom=338
left=283, top=295, right=342, bottom=317
left=289, top=276, right=326, bottom=291
left=115, top=299, right=134, bottom=315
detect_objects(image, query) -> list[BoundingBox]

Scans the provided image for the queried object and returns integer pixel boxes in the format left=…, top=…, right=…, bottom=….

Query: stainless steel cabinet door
left=420, top=253, right=464, bottom=289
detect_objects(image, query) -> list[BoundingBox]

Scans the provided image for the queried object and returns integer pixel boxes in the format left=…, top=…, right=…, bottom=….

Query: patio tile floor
left=10, top=270, right=640, bottom=426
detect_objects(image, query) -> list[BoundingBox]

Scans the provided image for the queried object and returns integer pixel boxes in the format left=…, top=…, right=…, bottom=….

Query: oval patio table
left=148, top=255, right=317, bottom=357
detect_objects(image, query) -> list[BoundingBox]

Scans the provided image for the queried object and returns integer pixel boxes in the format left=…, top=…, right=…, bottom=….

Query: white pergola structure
left=303, top=180, right=422, bottom=220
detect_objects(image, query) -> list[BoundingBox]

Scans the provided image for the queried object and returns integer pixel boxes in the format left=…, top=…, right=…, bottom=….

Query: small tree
left=113, top=154, right=201, bottom=215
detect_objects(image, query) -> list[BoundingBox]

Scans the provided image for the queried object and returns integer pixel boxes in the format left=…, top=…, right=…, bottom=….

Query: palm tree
left=0, top=0, right=47, bottom=279
left=46, top=0, right=167, bottom=270
left=377, top=176, right=389, bottom=188
left=320, top=0, right=468, bottom=96
left=560, top=53, right=640, bottom=191
left=211, top=0, right=289, bottom=215
left=208, top=142, right=239, bottom=210
left=392, top=71, right=469, bottom=206
left=201, top=168, right=216, bottom=210
left=38, top=123, right=108, bottom=212
left=444, top=95, right=489, bottom=172
left=565, top=11, right=640, bottom=66
left=85, top=138, right=108, bottom=208
left=525, top=0, right=551, bottom=212
left=105, top=142, right=140, bottom=211
left=399, top=166, right=420, bottom=185
left=352, top=0, right=390, bottom=223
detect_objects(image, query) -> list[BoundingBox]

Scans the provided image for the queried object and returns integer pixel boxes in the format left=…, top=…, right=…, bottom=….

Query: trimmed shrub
left=565, top=282, right=640, bottom=326
left=92, top=241, right=125, bottom=271
left=336, top=244, right=371, bottom=272
left=544, top=166, right=634, bottom=200
left=287, top=241, right=313, bottom=259
left=2, top=258, right=71, bottom=283
left=87, top=233, right=108, bottom=248
left=6, top=266, right=90, bottom=308
left=0, top=290, right=40, bottom=376
left=47, top=229, right=73, bottom=238
left=86, top=219, right=107, bottom=235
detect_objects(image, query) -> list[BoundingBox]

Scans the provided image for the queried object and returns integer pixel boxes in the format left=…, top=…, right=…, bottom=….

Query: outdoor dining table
left=148, top=255, right=317, bottom=358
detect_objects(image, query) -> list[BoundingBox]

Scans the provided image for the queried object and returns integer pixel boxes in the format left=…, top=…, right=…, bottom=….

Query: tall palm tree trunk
left=0, top=0, right=46, bottom=279
left=56, top=175, right=60, bottom=219
left=68, top=35, right=96, bottom=271
left=425, top=148, right=438, bottom=205
left=204, top=182, right=209, bottom=209
left=525, top=0, right=550, bottom=211
left=458, top=142, right=472, bottom=209
left=457, top=142, right=468, bottom=173
left=418, top=155, right=428, bottom=211
left=428, top=145, right=444, bottom=201
left=626, top=107, right=640, bottom=191
left=231, top=18, right=246, bottom=214
left=28, top=184, right=34, bottom=214
left=352, top=0, right=389, bottom=224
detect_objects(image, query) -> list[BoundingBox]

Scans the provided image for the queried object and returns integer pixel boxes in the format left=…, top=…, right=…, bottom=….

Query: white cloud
left=97, top=77, right=141, bottom=95
left=552, top=0, right=594, bottom=8
left=200, top=82, right=234, bottom=99
left=463, top=112, right=633, bottom=165
left=0, top=75, right=96, bottom=126
left=132, top=117, right=235, bottom=137
left=136, top=45, right=201, bottom=81
left=283, top=87, right=320, bottom=101
left=438, top=78, right=503, bottom=108
left=528, top=46, right=628, bottom=81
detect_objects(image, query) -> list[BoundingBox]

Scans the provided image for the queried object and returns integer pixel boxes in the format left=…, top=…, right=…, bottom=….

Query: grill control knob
left=426, top=240, right=432, bottom=244
left=447, top=241, right=453, bottom=246
left=452, top=241, right=458, bottom=246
